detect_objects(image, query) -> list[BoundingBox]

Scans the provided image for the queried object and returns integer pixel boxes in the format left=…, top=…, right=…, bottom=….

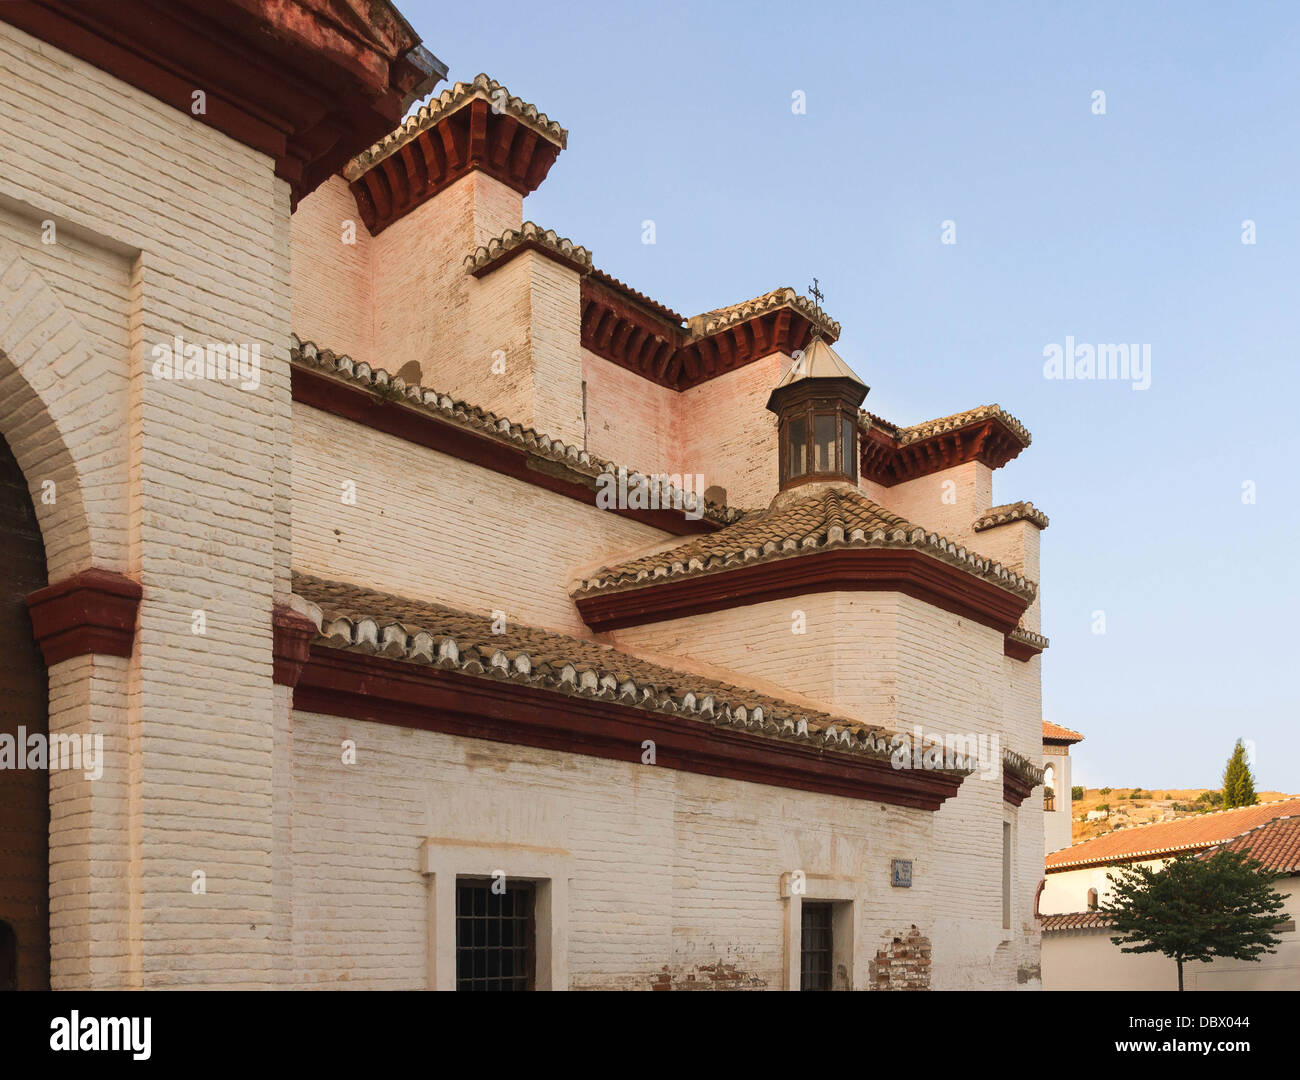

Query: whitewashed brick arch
left=0, top=241, right=113, bottom=580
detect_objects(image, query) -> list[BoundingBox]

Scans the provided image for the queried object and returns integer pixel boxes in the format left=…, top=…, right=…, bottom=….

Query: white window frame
left=421, top=839, right=572, bottom=991
left=780, top=872, right=856, bottom=991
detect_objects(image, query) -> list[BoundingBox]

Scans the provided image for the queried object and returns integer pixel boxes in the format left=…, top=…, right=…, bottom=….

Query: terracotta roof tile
left=974, top=501, right=1049, bottom=532
left=688, top=286, right=841, bottom=342
left=1202, top=815, right=1300, bottom=874
left=345, top=73, right=566, bottom=180
left=1042, top=720, right=1083, bottom=744
left=290, top=572, right=960, bottom=769
left=572, top=484, right=1038, bottom=600
left=587, top=268, right=686, bottom=326
left=1039, top=911, right=1112, bottom=932
left=898, top=404, right=1031, bottom=448
left=859, top=404, right=1032, bottom=449
left=1046, top=798, right=1300, bottom=870
left=464, top=222, right=592, bottom=277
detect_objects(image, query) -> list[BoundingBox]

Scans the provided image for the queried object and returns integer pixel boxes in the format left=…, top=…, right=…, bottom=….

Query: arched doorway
left=0, top=430, right=50, bottom=989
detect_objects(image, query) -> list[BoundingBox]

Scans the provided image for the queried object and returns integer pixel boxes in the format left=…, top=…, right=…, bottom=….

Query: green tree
left=1222, top=740, right=1257, bottom=809
left=1103, top=851, right=1287, bottom=990
left=1071, top=785, right=1084, bottom=801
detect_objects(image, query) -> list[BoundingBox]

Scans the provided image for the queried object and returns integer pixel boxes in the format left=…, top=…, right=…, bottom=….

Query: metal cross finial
left=807, top=278, right=825, bottom=341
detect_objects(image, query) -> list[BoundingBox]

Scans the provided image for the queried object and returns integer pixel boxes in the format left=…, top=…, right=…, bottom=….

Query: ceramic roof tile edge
left=859, top=404, right=1032, bottom=448
left=463, top=222, right=593, bottom=277
left=1199, top=815, right=1300, bottom=872
left=1045, top=798, right=1300, bottom=870
left=345, top=73, right=567, bottom=180
left=572, top=499, right=1039, bottom=601
left=586, top=267, right=687, bottom=326
left=898, top=404, right=1031, bottom=448
left=290, top=335, right=743, bottom=526
left=1003, top=747, right=1046, bottom=788
left=1042, top=720, right=1084, bottom=743
left=294, top=591, right=972, bottom=774
left=860, top=410, right=900, bottom=435
left=1038, top=911, right=1113, bottom=932
left=689, top=286, right=841, bottom=341
left=1009, top=626, right=1050, bottom=651
left=974, top=501, right=1050, bottom=532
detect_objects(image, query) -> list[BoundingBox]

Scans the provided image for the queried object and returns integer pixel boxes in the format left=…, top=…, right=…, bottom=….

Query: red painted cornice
left=290, top=362, right=718, bottom=536
left=579, top=280, right=833, bottom=391
left=294, top=645, right=967, bottom=809
left=575, top=547, right=1031, bottom=635
left=0, top=0, right=445, bottom=204
left=580, top=276, right=685, bottom=389
left=25, top=569, right=142, bottom=666
left=1004, top=636, right=1043, bottom=662
left=273, top=604, right=319, bottom=687
left=860, top=418, right=1026, bottom=486
left=1003, top=769, right=1036, bottom=807
left=349, top=96, right=563, bottom=234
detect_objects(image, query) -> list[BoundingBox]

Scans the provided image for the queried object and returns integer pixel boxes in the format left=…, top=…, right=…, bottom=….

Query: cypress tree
left=1221, top=739, right=1257, bottom=809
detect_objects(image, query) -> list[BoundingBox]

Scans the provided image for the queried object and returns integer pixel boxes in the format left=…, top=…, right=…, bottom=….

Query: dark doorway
left=0, top=431, right=50, bottom=989
left=800, top=901, right=833, bottom=990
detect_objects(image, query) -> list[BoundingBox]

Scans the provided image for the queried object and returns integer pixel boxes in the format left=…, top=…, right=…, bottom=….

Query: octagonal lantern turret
left=766, top=335, right=869, bottom=490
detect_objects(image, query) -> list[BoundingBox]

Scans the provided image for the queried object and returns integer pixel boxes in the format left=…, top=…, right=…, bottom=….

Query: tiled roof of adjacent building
left=974, top=501, right=1050, bottom=532
left=344, top=73, right=567, bottom=180
left=1045, top=798, right=1300, bottom=871
left=291, top=335, right=743, bottom=527
left=572, top=484, right=1038, bottom=601
left=1039, top=911, right=1113, bottom=933
left=1042, top=720, right=1083, bottom=744
left=290, top=572, right=953, bottom=769
left=1202, top=815, right=1300, bottom=874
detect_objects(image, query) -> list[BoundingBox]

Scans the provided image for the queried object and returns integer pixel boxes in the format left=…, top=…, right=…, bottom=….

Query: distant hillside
left=1070, top=788, right=1296, bottom=843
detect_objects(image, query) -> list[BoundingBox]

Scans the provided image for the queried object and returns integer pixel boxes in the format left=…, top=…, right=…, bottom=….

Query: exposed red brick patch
left=869, top=926, right=931, bottom=990
left=650, top=962, right=767, bottom=991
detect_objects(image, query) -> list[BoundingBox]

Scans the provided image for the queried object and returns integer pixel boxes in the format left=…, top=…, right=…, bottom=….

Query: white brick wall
left=292, top=402, right=669, bottom=636
left=290, top=708, right=937, bottom=990
left=0, top=20, right=288, bottom=987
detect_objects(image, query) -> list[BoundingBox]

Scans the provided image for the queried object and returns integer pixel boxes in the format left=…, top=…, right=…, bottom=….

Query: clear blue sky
left=400, top=0, right=1300, bottom=793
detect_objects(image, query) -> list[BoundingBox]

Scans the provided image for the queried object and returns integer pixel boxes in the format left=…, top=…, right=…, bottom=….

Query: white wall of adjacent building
left=1042, top=878, right=1298, bottom=991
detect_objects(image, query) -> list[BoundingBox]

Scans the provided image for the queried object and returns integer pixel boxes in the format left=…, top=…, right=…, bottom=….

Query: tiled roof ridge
left=291, top=335, right=743, bottom=525
left=974, top=501, right=1050, bottom=532
left=1046, top=797, right=1300, bottom=869
left=345, top=73, right=567, bottom=179
left=463, top=221, right=593, bottom=276
left=573, top=485, right=1038, bottom=601
left=689, top=286, right=841, bottom=341
left=292, top=572, right=967, bottom=771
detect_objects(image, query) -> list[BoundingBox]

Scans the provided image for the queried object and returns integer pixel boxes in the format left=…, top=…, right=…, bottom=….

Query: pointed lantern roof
left=766, top=335, right=867, bottom=413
